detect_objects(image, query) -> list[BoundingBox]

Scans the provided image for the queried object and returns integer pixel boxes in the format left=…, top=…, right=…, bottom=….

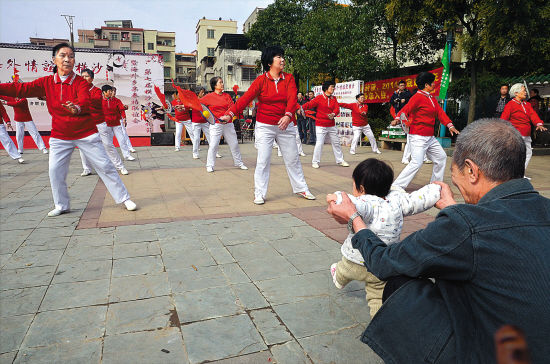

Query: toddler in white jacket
left=327, top=158, right=441, bottom=317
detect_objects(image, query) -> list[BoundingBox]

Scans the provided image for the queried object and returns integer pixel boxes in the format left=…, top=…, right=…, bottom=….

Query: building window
left=207, top=29, right=215, bottom=39
left=148, top=43, right=154, bottom=50
left=241, top=67, right=257, bottom=81
left=163, top=39, right=172, bottom=46
left=131, top=34, right=141, bottom=42
left=227, top=65, right=233, bottom=74
left=176, top=67, right=183, bottom=74
left=207, top=48, right=215, bottom=57
left=110, top=33, right=118, bottom=41
left=88, top=38, right=94, bottom=43
left=164, top=67, right=171, bottom=78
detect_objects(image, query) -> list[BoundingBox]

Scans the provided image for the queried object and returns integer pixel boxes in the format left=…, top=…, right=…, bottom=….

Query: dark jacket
left=492, top=95, right=512, bottom=118
left=389, top=89, right=412, bottom=113
left=352, top=178, right=550, bottom=364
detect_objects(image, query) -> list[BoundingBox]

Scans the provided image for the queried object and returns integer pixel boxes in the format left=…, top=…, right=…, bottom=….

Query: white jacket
left=336, top=184, right=441, bottom=265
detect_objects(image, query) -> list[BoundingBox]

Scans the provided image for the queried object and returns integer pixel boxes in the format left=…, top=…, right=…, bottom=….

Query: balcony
left=94, top=39, right=109, bottom=48
left=157, top=44, right=175, bottom=52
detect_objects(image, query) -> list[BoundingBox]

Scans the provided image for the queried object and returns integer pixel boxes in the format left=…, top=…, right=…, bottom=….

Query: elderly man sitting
left=327, top=119, right=550, bottom=363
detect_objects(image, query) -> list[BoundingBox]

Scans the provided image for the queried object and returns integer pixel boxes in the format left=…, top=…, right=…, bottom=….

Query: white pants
left=206, top=123, right=243, bottom=169
left=312, top=126, right=344, bottom=164
left=255, top=122, right=309, bottom=198
left=402, top=133, right=429, bottom=163
left=97, top=122, right=124, bottom=170
left=112, top=125, right=131, bottom=159
left=350, top=125, right=378, bottom=153
left=276, top=128, right=304, bottom=155
left=192, top=122, right=211, bottom=155
left=16, top=120, right=46, bottom=152
left=523, top=136, right=533, bottom=171
left=393, top=134, right=447, bottom=188
left=119, top=121, right=134, bottom=150
left=49, top=133, right=130, bottom=211
left=175, top=121, right=194, bottom=149
left=0, top=124, right=21, bottom=159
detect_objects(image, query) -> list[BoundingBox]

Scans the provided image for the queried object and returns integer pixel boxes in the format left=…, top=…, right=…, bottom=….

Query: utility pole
left=61, top=15, right=75, bottom=46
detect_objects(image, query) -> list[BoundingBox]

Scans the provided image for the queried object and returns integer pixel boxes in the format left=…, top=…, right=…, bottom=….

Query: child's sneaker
left=330, top=263, right=343, bottom=289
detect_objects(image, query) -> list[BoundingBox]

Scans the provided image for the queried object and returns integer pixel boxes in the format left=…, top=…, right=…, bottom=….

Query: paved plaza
left=1, top=141, right=549, bottom=364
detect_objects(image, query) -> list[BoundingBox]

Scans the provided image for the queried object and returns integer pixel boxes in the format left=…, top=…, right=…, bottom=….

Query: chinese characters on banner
left=362, top=67, right=444, bottom=103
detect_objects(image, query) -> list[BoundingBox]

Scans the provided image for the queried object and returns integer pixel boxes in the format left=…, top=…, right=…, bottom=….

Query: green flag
left=439, top=42, right=450, bottom=100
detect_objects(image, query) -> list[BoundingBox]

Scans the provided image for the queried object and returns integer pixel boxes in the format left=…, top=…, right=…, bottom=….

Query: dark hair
left=416, top=72, right=435, bottom=90
left=308, top=91, right=314, bottom=95
left=194, top=86, right=206, bottom=96
left=352, top=159, right=394, bottom=198
left=81, top=68, right=94, bottom=79
left=51, top=42, right=75, bottom=74
left=500, top=83, right=509, bottom=89
left=322, top=80, right=335, bottom=92
left=531, top=88, right=539, bottom=95
left=297, top=91, right=303, bottom=96
left=355, top=93, right=363, bottom=100
left=261, top=46, right=284, bottom=72
left=101, top=85, right=113, bottom=93
left=398, top=80, right=406, bottom=85
left=210, top=76, right=222, bottom=91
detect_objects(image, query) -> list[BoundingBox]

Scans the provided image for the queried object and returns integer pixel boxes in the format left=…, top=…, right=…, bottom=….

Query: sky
left=0, top=0, right=274, bottom=52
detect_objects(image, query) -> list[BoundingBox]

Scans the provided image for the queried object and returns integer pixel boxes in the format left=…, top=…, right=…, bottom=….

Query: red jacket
left=500, top=99, right=543, bottom=136
left=228, top=72, right=298, bottom=125
left=191, top=109, right=206, bottom=123
left=302, top=93, right=340, bottom=127
left=102, top=96, right=125, bottom=127
left=0, top=96, right=33, bottom=121
left=171, top=98, right=191, bottom=123
left=0, top=73, right=92, bottom=140
left=396, top=90, right=453, bottom=136
left=88, top=86, right=104, bottom=125
left=112, top=97, right=126, bottom=119
left=1, top=102, right=10, bottom=123
left=340, top=102, right=368, bottom=127
left=200, top=92, right=234, bottom=123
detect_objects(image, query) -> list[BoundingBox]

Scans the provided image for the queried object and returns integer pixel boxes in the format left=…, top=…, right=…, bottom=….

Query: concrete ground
left=1, top=141, right=548, bottom=364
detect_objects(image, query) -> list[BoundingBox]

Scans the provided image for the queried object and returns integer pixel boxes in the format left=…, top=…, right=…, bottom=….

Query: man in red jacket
left=0, top=102, right=24, bottom=163
left=112, top=87, right=136, bottom=153
left=99, top=84, right=129, bottom=174
left=340, top=93, right=380, bottom=155
left=303, top=81, right=349, bottom=169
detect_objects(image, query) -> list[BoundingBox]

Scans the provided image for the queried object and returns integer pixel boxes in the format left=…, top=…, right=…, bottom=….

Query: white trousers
left=0, top=124, right=21, bottom=159
left=393, top=134, right=447, bottom=188
left=119, top=121, right=134, bottom=150
left=276, top=128, right=304, bottom=154
left=192, top=122, right=211, bottom=155
left=175, top=121, right=194, bottom=149
left=350, top=125, right=378, bottom=153
left=96, top=122, right=124, bottom=170
left=49, top=133, right=130, bottom=211
left=206, top=123, right=243, bottom=169
left=402, top=133, right=429, bottom=163
left=112, top=125, right=131, bottom=159
left=313, top=126, right=344, bottom=164
left=523, top=136, right=532, bottom=171
left=16, top=120, right=46, bottom=152
left=255, top=122, right=309, bottom=198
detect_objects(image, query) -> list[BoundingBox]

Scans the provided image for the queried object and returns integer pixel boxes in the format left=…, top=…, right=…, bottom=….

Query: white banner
left=0, top=45, right=165, bottom=136
left=312, top=80, right=363, bottom=146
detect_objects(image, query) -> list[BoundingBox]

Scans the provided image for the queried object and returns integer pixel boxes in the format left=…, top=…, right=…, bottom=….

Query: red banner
left=363, top=67, right=443, bottom=103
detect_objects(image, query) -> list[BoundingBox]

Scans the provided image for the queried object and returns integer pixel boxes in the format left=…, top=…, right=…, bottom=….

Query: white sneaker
left=17, top=158, right=25, bottom=164
left=81, top=170, right=92, bottom=176
left=18, top=150, right=23, bottom=154
left=312, top=162, right=320, bottom=169
left=42, top=149, right=48, bottom=154
left=193, top=153, right=199, bottom=159
left=48, top=208, right=69, bottom=217
left=124, top=199, right=137, bottom=211
left=330, top=263, right=343, bottom=289
left=129, top=148, right=137, bottom=153
left=299, top=152, right=306, bottom=157
left=206, top=166, right=214, bottom=173
left=174, top=148, right=180, bottom=152
left=339, top=161, right=350, bottom=167
left=239, top=165, right=248, bottom=170
left=524, top=176, right=532, bottom=180
left=253, top=195, right=265, bottom=205
left=402, top=160, right=409, bottom=165
left=296, top=191, right=316, bottom=200
left=374, top=150, right=381, bottom=154
left=277, top=150, right=282, bottom=157
left=216, top=153, right=222, bottom=158
left=120, top=168, right=129, bottom=175
left=424, top=160, right=433, bottom=164
left=350, top=150, right=356, bottom=155
left=125, top=155, right=136, bottom=161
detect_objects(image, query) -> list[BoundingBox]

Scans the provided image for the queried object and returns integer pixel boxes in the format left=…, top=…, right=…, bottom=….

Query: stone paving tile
left=163, top=248, right=216, bottom=271
left=1, top=265, right=56, bottom=291
left=0, top=286, right=47, bottom=317
left=239, top=256, right=300, bottom=282
left=268, top=237, right=323, bottom=256
left=26, top=226, right=75, bottom=240
left=231, top=282, right=269, bottom=310
left=158, top=236, right=206, bottom=253
left=52, top=260, right=112, bottom=284
left=61, top=244, right=113, bottom=263
left=20, top=235, right=70, bottom=251
left=207, top=350, right=273, bottom=364
left=112, top=255, right=163, bottom=277
left=208, top=247, right=236, bottom=264
left=250, top=308, right=292, bottom=345
left=14, top=339, right=102, bottom=364
left=286, top=250, right=340, bottom=274
left=291, top=225, right=326, bottom=238
left=167, top=265, right=227, bottom=293
left=2, top=247, right=64, bottom=270
left=113, top=241, right=161, bottom=259
left=0, top=229, right=32, bottom=254
left=105, top=296, right=175, bottom=335
left=256, top=271, right=334, bottom=306
left=219, top=262, right=250, bottom=284
left=0, top=351, right=17, bottom=364
left=114, top=228, right=158, bottom=244
left=298, top=325, right=383, bottom=364
left=109, top=272, right=171, bottom=303
left=270, top=340, right=313, bottom=364
left=174, top=286, right=243, bottom=323
left=226, top=241, right=281, bottom=262
left=332, top=288, right=372, bottom=325
left=67, top=232, right=113, bottom=248
left=180, top=314, right=267, bottom=364
left=102, top=328, right=188, bottom=364
left=307, top=235, right=341, bottom=252
left=40, top=279, right=110, bottom=311
left=22, top=306, right=106, bottom=348
left=0, top=314, right=34, bottom=353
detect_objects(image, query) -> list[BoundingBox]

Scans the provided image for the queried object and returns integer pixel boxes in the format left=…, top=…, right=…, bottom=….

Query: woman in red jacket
left=501, top=83, right=547, bottom=178
left=200, top=77, right=247, bottom=173
left=340, top=93, right=380, bottom=155
left=0, top=102, right=24, bottom=163
left=391, top=72, right=459, bottom=188
left=302, top=81, right=349, bottom=169
left=221, top=46, right=315, bottom=205
left=0, top=43, right=136, bottom=216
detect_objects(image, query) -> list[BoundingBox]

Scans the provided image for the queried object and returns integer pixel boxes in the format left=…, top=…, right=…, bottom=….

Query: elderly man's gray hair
left=453, top=119, right=526, bottom=181
left=509, top=83, right=524, bottom=98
